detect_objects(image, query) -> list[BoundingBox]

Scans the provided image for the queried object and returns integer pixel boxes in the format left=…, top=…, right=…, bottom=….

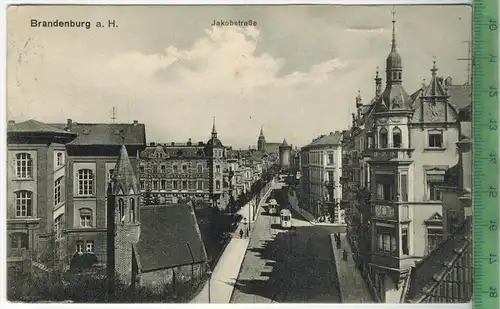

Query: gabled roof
left=421, top=62, right=449, bottom=98
left=135, top=204, right=207, bottom=272
left=112, top=145, right=140, bottom=195
left=8, top=119, right=77, bottom=136
left=50, top=122, right=146, bottom=147
left=302, top=131, right=343, bottom=150
left=405, top=217, right=472, bottom=303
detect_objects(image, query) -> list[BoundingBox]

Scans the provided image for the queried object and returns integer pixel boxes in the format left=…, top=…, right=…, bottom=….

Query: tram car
left=280, top=209, right=292, bottom=229
left=268, top=198, right=278, bottom=215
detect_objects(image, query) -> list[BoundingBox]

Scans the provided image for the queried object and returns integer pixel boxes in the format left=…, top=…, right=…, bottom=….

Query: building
left=7, top=120, right=77, bottom=272
left=107, top=145, right=208, bottom=291
left=279, top=138, right=292, bottom=170
left=402, top=104, right=472, bottom=303
left=139, top=118, right=231, bottom=210
left=299, top=131, right=344, bottom=222
left=51, top=119, right=146, bottom=269
left=256, top=126, right=282, bottom=163
left=342, top=12, right=472, bottom=303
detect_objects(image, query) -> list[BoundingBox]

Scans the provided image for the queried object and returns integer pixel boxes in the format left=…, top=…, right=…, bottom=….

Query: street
left=230, top=183, right=345, bottom=303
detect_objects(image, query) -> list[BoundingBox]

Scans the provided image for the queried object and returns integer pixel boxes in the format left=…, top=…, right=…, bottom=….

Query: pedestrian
left=239, top=229, right=243, bottom=239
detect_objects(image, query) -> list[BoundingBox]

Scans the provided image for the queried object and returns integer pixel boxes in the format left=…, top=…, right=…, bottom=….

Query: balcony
left=371, top=253, right=421, bottom=271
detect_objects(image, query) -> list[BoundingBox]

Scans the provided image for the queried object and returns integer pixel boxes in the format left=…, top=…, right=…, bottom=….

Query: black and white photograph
left=6, top=3, right=472, bottom=304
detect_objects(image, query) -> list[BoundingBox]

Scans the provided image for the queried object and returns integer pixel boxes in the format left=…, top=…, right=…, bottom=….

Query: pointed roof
left=422, top=61, right=449, bottom=98
left=386, top=8, right=402, bottom=70
left=259, top=125, right=265, bottom=137
left=281, top=138, right=289, bottom=147
left=112, top=145, right=139, bottom=195
left=211, top=116, right=217, bottom=136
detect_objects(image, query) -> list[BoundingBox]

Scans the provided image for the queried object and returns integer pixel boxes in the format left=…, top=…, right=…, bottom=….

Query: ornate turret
left=376, top=8, right=412, bottom=113
left=375, top=66, right=382, bottom=97
left=421, top=60, right=449, bottom=99
left=206, top=116, right=223, bottom=148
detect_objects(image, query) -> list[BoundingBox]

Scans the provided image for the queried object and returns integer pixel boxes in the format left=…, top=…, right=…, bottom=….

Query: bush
left=70, top=253, right=98, bottom=271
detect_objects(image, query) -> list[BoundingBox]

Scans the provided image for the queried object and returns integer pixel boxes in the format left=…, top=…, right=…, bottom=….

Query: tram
left=268, top=198, right=278, bottom=215
left=280, top=209, right=292, bottom=229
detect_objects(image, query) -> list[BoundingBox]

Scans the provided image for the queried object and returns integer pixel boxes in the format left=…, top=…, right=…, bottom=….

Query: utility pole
left=111, top=106, right=117, bottom=123
left=457, top=40, right=472, bottom=85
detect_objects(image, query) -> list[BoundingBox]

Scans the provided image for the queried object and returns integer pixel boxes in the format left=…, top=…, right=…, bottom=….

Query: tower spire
left=260, top=125, right=264, bottom=136
left=391, top=7, right=397, bottom=50
left=211, top=116, right=217, bottom=138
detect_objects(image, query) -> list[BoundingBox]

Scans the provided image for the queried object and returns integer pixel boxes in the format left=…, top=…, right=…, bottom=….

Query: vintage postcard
left=6, top=4, right=472, bottom=304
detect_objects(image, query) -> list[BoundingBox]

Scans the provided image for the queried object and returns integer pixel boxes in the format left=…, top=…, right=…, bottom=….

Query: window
left=54, top=177, right=63, bottom=206
left=10, top=233, right=29, bottom=250
left=182, top=165, right=187, bottom=171
left=153, top=180, right=158, bottom=190
left=139, top=165, right=145, bottom=173
left=152, top=165, right=157, bottom=173
left=402, top=228, right=409, bottom=255
left=129, top=198, right=136, bottom=222
left=426, top=172, right=444, bottom=201
left=182, top=181, right=188, bottom=190
left=173, top=181, right=178, bottom=190
left=16, top=153, right=33, bottom=179
left=161, top=180, right=166, bottom=190
left=427, top=227, right=444, bottom=253
left=86, top=240, right=94, bottom=253
left=216, top=180, right=221, bottom=190
left=376, top=183, right=393, bottom=201
left=400, top=174, right=408, bottom=202
left=118, top=199, right=125, bottom=220
left=328, top=153, right=334, bottom=164
left=76, top=241, right=84, bottom=254
left=54, top=215, right=62, bottom=240
left=15, top=190, right=33, bottom=217
left=197, top=180, right=203, bottom=190
left=379, top=128, right=388, bottom=148
left=78, top=169, right=94, bottom=196
left=173, top=165, right=178, bottom=172
left=56, top=152, right=64, bottom=166
left=140, top=180, right=144, bottom=189
left=197, top=164, right=203, bottom=173
left=428, top=131, right=443, bottom=148
left=160, top=165, right=166, bottom=173
left=392, top=127, right=402, bottom=148
left=107, top=169, right=115, bottom=185
left=376, top=227, right=397, bottom=254
left=79, top=208, right=92, bottom=227
left=216, top=165, right=221, bottom=173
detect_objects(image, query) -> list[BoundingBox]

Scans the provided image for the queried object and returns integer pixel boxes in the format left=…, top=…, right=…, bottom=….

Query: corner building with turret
left=341, top=11, right=471, bottom=303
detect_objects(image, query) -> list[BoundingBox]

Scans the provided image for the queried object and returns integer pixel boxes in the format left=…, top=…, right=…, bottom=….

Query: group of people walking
left=334, top=233, right=348, bottom=261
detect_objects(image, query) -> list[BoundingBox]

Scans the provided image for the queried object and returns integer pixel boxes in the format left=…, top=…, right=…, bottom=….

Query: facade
left=138, top=119, right=231, bottom=210
left=342, top=14, right=472, bottom=303
left=52, top=119, right=146, bottom=268
left=279, top=138, right=292, bottom=170
left=7, top=120, right=77, bottom=272
left=107, top=145, right=208, bottom=291
left=299, top=131, right=343, bottom=222
left=403, top=104, right=473, bottom=303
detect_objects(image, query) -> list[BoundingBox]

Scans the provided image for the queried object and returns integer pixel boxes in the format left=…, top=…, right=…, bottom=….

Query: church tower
left=257, top=125, right=267, bottom=152
left=107, top=144, right=141, bottom=289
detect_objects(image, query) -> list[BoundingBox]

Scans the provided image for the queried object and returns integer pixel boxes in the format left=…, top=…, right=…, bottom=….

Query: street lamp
left=206, top=265, right=213, bottom=303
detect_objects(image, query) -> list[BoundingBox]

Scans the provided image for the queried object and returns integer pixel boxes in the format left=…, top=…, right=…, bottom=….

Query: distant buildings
left=299, top=131, right=344, bottom=223
left=341, top=14, right=472, bottom=303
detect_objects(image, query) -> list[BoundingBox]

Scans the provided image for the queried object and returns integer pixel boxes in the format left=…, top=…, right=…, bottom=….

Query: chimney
left=187, top=138, right=192, bottom=146
left=8, top=120, right=15, bottom=125
left=330, top=132, right=334, bottom=135
left=198, top=141, right=204, bottom=146
left=171, top=142, right=175, bottom=146
left=67, top=118, right=73, bottom=131
left=133, top=120, right=138, bottom=126
left=150, top=142, right=155, bottom=146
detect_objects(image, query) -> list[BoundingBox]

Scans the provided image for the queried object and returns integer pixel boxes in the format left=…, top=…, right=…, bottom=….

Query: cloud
left=7, top=5, right=472, bottom=149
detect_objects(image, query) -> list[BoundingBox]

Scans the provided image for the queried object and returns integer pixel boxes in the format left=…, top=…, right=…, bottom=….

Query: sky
left=7, top=5, right=471, bottom=149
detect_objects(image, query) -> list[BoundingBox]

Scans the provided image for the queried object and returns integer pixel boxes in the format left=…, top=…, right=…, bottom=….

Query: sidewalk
left=330, top=233, right=373, bottom=303
left=190, top=182, right=274, bottom=303
left=288, top=192, right=346, bottom=227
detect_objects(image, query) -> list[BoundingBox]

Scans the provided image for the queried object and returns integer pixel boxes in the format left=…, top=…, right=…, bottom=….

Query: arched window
left=54, top=215, right=63, bottom=240
left=118, top=199, right=125, bottom=221
left=129, top=198, right=136, bottom=222
left=392, top=127, right=402, bottom=148
left=79, top=208, right=92, bottom=227
left=379, top=128, right=388, bottom=148
left=78, top=169, right=94, bottom=196
left=15, top=153, right=33, bottom=179
left=15, top=190, right=33, bottom=217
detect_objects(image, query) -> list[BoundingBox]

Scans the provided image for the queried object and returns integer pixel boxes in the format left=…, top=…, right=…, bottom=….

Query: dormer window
left=83, top=129, right=91, bottom=135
